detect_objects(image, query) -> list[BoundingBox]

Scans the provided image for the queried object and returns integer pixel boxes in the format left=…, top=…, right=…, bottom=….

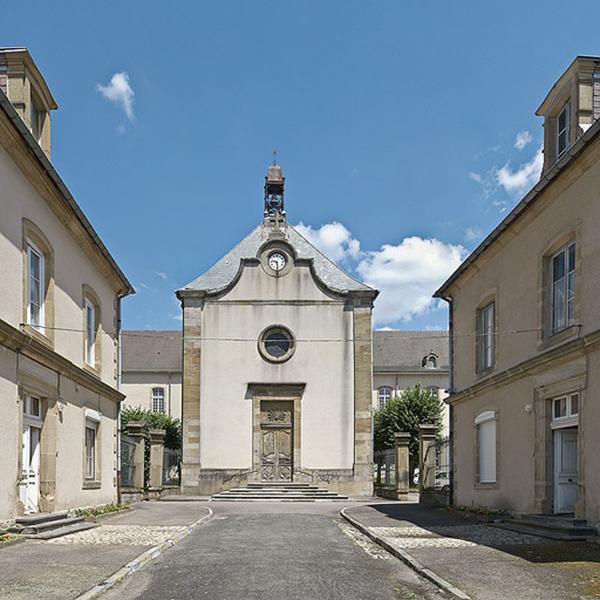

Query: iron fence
left=435, top=436, right=451, bottom=490
left=374, top=448, right=396, bottom=488
left=120, top=434, right=136, bottom=487
left=162, top=447, right=181, bottom=486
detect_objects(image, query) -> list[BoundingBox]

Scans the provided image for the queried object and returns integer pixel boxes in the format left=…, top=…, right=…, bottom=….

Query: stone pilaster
left=148, top=428, right=165, bottom=500
left=352, top=293, right=375, bottom=496
left=180, top=296, right=202, bottom=493
left=39, top=398, right=57, bottom=512
left=394, top=432, right=410, bottom=500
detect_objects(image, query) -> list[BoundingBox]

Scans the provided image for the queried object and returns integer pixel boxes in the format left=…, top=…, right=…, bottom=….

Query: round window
left=258, top=326, right=295, bottom=363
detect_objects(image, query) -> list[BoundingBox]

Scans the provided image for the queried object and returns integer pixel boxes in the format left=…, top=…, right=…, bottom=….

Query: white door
left=554, top=428, right=578, bottom=514
left=20, top=425, right=40, bottom=513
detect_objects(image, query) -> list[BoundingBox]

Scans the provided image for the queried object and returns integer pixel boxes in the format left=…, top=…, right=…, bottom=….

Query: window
left=557, top=103, right=570, bottom=159
left=27, top=242, right=44, bottom=330
left=84, top=300, right=96, bottom=366
left=477, top=302, right=495, bottom=372
left=427, top=386, right=439, bottom=398
left=475, top=411, right=497, bottom=484
left=84, top=421, right=97, bottom=480
left=553, top=393, right=579, bottom=421
left=152, top=387, right=165, bottom=413
left=377, top=386, right=393, bottom=410
left=23, top=395, right=41, bottom=419
left=422, top=353, right=438, bottom=369
left=258, top=325, right=296, bottom=363
left=550, top=241, right=576, bottom=335
left=30, top=97, right=42, bottom=142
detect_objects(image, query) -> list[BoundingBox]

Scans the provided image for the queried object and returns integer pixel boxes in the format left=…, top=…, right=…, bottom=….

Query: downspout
left=116, top=291, right=126, bottom=505
left=442, top=294, right=455, bottom=507
left=168, top=371, right=172, bottom=418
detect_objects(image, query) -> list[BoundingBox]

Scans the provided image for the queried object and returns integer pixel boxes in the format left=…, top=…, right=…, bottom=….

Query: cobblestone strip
left=75, top=507, right=214, bottom=600
left=340, top=508, right=471, bottom=600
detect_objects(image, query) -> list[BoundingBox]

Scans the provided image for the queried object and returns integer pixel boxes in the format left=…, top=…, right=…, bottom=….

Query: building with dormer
left=0, top=48, right=133, bottom=521
left=436, top=56, right=600, bottom=524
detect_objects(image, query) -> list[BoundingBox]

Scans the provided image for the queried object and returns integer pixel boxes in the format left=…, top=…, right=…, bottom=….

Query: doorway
left=20, top=424, right=41, bottom=513
left=553, top=427, right=578, bottom=514
left=260, top=401, right=293, bottom=481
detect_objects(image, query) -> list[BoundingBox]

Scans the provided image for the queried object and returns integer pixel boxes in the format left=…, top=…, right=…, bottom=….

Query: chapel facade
left=176, top=164, right=378, bottom=496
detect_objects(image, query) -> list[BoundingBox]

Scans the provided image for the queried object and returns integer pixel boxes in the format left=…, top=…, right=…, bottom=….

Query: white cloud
left=294, top=221, right=361, bottom=262
left=514, top=130, right=533, bottom=150
left=464, top=227, right=483, bottom=243
left=496, top=147, right=543, bottom=195
left=116, top=124, right=126, bottom=135
left=96, top=72, right=135, bottom=121
left=356, top=237, right=466, bottom=326
left=155, top=271, right=168, bottom=280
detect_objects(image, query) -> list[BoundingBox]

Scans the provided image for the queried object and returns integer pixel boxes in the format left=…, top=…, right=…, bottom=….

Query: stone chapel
left=176, top=163, right=378, bottom=496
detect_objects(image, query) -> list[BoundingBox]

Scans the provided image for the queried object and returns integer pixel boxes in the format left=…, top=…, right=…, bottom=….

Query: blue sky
left=2, top=1, right=598, bottom=330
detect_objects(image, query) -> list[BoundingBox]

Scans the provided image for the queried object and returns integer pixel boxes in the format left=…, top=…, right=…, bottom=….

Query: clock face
left=268, top=252, right=287, bottom=272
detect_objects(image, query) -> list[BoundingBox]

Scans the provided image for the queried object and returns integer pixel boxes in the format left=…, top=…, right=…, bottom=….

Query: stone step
left=22, top=516, right=87, bottom=535
left=213, top=494, right=344, bottom=500
left=24, top=521, right=98, bottom=540
left=224, top=488, right=332, bottom=494
left=210, top=497, right=347, bottom=502
left=491, top=520, right=595, bottom=541
left=15, top=510, right=69, bottom=526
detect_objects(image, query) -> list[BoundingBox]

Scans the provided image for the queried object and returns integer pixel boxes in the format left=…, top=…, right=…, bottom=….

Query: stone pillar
left=127, top=421, right=145, bottom=491
left=351, top=292, right=377, bottom=496
left=419, top=424, right=437, bottom=490
left=39, top=398, right=58, bottom=512
left=180, top=296, right=202, bottom=494
left=148, top=429, right=166, bottom=500
left=394, top=432, right=410, bottom=500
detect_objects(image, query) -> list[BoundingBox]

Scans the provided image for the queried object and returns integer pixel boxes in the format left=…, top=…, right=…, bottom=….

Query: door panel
left=20, top=425, right=40, bottom=513
left=554, top=428, right=578, bottom=514
left=260, top=401, right=293, bottom=481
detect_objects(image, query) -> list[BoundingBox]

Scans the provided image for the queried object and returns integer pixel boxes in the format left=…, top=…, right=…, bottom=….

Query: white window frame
left=551, top=393, right=579, bottom=429
left=23, top=395, right=42, bottom=422
left=550, top=241, right=576, bottom=335
left=556, top=102, right=571, bottom=159
left=377, top=386, right=393, bottom=410
left=477, top=302, right=495, bottom=372
left=152, top=387, right=165, bottom=413
left=27, top=241, right=45, bottom=331
left=475, top=410, right=497, bottom=484
left=84, top=299, right=96, bottom=367
left=84, top=420, right=97, bottom=480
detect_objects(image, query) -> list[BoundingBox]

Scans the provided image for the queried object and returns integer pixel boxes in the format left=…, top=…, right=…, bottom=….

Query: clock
left=268, top=251, right=287, bottom=272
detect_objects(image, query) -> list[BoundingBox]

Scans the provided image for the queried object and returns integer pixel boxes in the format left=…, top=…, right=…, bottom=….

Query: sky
left=2, top=1, right=598, bottom=330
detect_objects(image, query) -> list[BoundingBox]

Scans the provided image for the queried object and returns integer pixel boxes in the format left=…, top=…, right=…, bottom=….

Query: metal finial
left=272, top=149, right=278, bottom=165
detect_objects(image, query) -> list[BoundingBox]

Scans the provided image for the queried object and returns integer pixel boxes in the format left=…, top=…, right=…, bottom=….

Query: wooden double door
left=260, top=401, right=293, bottom=481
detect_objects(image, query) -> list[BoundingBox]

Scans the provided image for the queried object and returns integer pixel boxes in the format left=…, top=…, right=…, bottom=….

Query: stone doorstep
left=14, top=510, right=69, bottom=526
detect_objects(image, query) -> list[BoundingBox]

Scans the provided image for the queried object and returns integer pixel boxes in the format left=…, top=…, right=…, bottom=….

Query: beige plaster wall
left=195, top=262, right=355, bottom=471
left=121, top=372, right=182, bottom=419
left=0, top=347, right=18, bottom=521
left=0, top=144, right=119, bottom=386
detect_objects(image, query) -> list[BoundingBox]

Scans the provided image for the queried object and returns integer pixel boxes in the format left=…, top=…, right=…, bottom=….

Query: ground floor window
left=152, top=387, right=165, bottom=413
left=377, top=386, right=393, bottom=410
left=475, top=410, right=497, bottom=484
left=85, top=420, right=97, bottom=480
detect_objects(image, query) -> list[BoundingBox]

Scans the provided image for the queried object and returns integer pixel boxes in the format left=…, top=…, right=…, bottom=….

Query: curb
left=340, top=508, right=471, bottom=600
left=75, top=507, right=214, bottom=600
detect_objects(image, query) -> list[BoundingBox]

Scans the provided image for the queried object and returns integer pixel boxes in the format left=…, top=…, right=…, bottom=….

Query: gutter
left=0, top=88, right=134, bottom=295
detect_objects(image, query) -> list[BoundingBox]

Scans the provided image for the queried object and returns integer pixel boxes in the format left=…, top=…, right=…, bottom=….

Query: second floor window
left=27, top=242, right=44, bottom=330
left=85, top=300, right=96, bottom=366
left=551, top=241, right=576, bottom=334
left=557, top=103, right=570, bottom=159
left=152, top=387, right=165, bottom=413
left=477, top=302, right=495, bottom=372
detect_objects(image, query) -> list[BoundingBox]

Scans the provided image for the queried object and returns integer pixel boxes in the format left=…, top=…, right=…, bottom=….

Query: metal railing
left=120, top=434, right=136, bottom=487
left=435, top=436, right=450, bottom=490
left=374, top=448, right=396, bottom=488
left=162, top=447, right=181, bottom=486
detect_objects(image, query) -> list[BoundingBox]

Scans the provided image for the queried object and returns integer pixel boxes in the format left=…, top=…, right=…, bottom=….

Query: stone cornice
left=0, top=318, right=124, bottom=402
left=447, top=327, right=600, bottom=405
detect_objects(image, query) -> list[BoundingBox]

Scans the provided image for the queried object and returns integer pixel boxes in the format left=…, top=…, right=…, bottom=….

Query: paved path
left=102, top=501, right=445, bottom=600
left=0, top=502, right=209, bottom=600
left=346, top=503, right=600, bottom=600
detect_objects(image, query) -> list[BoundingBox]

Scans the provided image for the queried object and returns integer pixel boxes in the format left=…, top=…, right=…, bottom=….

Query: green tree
left=374, top=384, right=443, bottom=474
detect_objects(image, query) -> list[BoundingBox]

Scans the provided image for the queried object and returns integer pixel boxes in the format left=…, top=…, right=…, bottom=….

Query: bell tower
left=264, top=155, right=285, bottom=223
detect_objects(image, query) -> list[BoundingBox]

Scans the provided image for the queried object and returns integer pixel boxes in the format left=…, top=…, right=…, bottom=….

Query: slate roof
left=121, top=330, right=182, bottom=372
left=373, top=330, right=449, bottom=372
left=178, top=224, right=376, bottom=295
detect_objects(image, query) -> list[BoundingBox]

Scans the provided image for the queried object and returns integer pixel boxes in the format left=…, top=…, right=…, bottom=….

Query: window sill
left=474, top=481, right=499, bottom=490
left=82, top=480, right=101, bottom=490
left=538, top=324, right=580, bottom=353
left=22, top=323, right=53, bottom=349
left=475, top=365, right=496, bottom=381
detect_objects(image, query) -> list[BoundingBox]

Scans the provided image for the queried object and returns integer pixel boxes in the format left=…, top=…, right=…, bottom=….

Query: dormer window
left=422, top=353, right=438, bottom=369
left=557, top=102, right=570, bottom=159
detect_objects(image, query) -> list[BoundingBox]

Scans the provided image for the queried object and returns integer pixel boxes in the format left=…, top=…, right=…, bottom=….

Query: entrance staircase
left=210, top=482, right=348, bottom=502
left=8, top=510, right=97, bottom=540
left=492, top=514, right=597, bottom=541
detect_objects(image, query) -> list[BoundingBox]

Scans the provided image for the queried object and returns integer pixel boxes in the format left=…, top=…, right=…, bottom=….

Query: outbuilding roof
left=121, top=330, right=182, bottom=372
left=373, top=330, right=449, bottom=372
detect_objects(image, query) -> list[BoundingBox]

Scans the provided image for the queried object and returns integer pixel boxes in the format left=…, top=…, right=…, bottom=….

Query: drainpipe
left=440, top=294, right=455, bottom=507
left=168, top=371, right=172, bottom=417
left=116, top=291, right=127, bottom=505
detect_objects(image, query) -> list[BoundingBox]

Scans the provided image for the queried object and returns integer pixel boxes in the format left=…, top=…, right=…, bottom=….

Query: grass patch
left=74, top=503, right=130, bottom=518
left=0, top=531, right=17, bottom=543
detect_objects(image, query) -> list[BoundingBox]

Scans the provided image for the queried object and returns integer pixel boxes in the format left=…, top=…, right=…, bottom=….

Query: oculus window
left=258, top=326, right=295, bottom=363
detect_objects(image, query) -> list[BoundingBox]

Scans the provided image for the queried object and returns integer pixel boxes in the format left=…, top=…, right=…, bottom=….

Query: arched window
left=377, top=386, right=393, bottom=410
left=422, top=353, right=438, bottom=369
